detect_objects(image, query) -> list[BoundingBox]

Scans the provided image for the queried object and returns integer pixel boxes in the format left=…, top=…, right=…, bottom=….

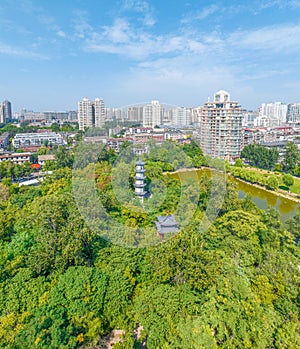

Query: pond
left=234, top=177, right=300, bottom=221
left=170, top=168, right=300, bottom=221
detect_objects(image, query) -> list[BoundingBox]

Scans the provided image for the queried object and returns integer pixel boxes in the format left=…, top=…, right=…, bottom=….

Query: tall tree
left=283, top=141, right=300, bottom=174
left=241, top=144, right=279, bottom=170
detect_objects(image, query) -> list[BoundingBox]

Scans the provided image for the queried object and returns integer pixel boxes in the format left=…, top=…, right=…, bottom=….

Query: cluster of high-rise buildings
left=80, top=92, right=300, bottom=161
left=4, top=91, right=300, bottom=162
left=78, top=98, right=191, bottom=130
left=78, top=91, right=244, bottom=160
left=244, top=102, right=300, bottom=128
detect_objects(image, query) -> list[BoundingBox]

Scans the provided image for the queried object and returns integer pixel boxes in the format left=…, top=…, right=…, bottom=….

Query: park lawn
left=233, top=165, right=300, bottom=196
left=289, top=176, right=300, bottom=195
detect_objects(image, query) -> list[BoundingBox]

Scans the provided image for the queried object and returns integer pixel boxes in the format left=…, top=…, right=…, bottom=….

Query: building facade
left=0, top=132, right=10, bottom=149
left=171, top=107, right=191, bottom=126
left=143, top=100, right=163, bottom=128
left=0, top=105, right=4, bottom=124
left=13, top=132, right=63, bottom=149
left=0, top=152, right=32, bottom=165
left=2, top=100, right=12, bottom=123
left=259, top=102, right=287, bottom=127
left=199, top=90, right=243, bottom=160
left=287, top=103, right=300, bottom=123
left=78, top=97, right=105, bottom=130
left=127, top=106, right=143, bottom=122
left=94, top=98, right=106, bottom=128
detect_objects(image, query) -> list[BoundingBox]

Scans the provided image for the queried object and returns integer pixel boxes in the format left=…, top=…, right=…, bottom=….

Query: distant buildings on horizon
left=3, top=91, right=300, bottom=161
left=4, top=93, right=300, bottom=130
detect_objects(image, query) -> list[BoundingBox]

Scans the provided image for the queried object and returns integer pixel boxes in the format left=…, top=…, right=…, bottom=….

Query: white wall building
left=94, top=98, right=105, bottom=128
left=78, top=97, right=105, bottom=130
left=78, top=97, right=94, bottom=130
left=127, top=106, right=143, bottom=122
left=171, top=107, right=191, bottom=126
left=0, top=104, right=4, bottom=124
left=12, top=132, right=63, bottom=148
left=199, top=90, right=243, bottom=160
left=259, top=102, right=288, bottom=127
left=287, top=103, right=300, bottom=123
left=143, top=100, right=163, bottom=128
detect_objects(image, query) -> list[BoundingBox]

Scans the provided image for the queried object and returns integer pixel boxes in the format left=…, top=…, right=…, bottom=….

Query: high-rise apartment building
left=0, top=100, right=12, bottom=123
left=259, top=102, right=287, bottom=127
left=94, top=98, right=105, bottom=128
left=171, top=107, right=191, bottom=126
left=78, top=97, right=105, bottom=130
left=0, top=105, right=4, bottom=124
left=143, top=100, right=163, bottom=128
left=3, top=100, right=12, bottom=122
left=287, top=103, right=300, bottom=123
left=127, top=106, right=143, bottom=122
left=199, top=90, right=243, bottom=160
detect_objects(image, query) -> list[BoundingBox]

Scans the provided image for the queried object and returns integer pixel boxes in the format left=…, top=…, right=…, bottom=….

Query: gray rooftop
left=155, top=214, right=179, bottom=234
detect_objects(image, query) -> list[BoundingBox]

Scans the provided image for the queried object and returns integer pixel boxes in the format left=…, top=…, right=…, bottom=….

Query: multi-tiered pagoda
left=134, top=160, right=147, bottom=202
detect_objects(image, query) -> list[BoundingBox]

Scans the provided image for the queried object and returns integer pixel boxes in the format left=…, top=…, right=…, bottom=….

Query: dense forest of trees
left=241, top=141, right=300, bottom=176
left=0, top=142, right=299, bottom=348
left=241, top=144, right=279, bottom=170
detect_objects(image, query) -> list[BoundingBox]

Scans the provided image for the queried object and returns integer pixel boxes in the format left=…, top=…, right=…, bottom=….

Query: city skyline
left=1, top=1, right=300, bottom=111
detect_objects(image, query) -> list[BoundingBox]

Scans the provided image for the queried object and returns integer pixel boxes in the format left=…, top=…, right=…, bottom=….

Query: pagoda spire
left=134, top=160, right=147, bottom=202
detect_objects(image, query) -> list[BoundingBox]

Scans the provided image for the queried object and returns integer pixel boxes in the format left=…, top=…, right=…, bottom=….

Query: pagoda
left=134, top=160, right=147, bottom=202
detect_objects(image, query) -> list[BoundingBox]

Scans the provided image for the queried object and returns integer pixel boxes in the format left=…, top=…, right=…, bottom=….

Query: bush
left=267, top=176, right=279, bottom=190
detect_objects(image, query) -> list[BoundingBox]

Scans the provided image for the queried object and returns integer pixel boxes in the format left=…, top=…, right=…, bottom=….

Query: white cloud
left=102, top=18, right=132, bottom=43
left=195, top=4, right=219, bottom=20
left=230, top=23, right=300, bottom=51
left=123, top=0, right=156, bottom=26
left=56, top=30, right=67, bottom=38
left=0, top=42, right=48, bottom=59
left=259, top=0, right=300, bottom=9
left=73, top=10, right=93, bottom=39
left=83, top=18, right=208, bottom=59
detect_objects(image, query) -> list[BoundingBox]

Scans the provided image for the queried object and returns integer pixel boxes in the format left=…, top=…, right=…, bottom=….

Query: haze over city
left=1, top=0, right=300, bottom=111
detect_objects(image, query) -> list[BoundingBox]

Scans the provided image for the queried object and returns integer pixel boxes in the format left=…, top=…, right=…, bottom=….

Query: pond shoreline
left=165, top=167, right=300, bottom=204
left=229, top=175, right=300, bottom=204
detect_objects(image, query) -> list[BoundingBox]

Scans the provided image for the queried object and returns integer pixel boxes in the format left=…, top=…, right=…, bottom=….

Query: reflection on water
left=170, top=169, right=300, bottom=221
left=235, top=177, right=300, bottom=221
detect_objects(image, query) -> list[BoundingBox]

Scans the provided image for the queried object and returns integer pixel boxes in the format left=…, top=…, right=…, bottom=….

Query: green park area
left=0, top=140, right=299, bottom=348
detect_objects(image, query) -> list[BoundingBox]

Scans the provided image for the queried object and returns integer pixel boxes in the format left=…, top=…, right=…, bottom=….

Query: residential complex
left=258, top=102, right=288, bottom=127
left=78, top=97, right=105, bottom=130
left=127, top=106, right=143, bottom=122
left=171, top=107, right=191, bottom=126
left=143, top=100, right=163, bottom=128
left=0, top=152, right=32, bottom=165
left=5, top=92, right=300, bottom=162
left=198, top=90, right=243, bottom=160
left=12, top=132, right=63, bottom=149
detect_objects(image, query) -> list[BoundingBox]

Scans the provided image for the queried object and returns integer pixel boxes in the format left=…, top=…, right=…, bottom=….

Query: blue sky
left=1, top=0, right=300, bottom=112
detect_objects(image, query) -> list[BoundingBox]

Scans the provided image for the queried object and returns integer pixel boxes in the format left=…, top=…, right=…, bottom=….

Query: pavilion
left=155, top=214, right=180, bottom=239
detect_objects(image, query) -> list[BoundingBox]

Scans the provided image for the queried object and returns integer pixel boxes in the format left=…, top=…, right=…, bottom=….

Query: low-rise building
left=38, top=154, right=55, bottom=167
left=0, top=152, right=32, bottom=164
left=0, top=132, right=10, bottom=149
left=13, top=132, right=63, bottom=149
left=242, top=126, right=300, bottom=148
